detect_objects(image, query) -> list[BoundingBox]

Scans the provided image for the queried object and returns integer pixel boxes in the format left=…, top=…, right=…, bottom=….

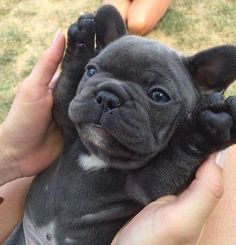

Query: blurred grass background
left=0, top=0, right=235, bottom=122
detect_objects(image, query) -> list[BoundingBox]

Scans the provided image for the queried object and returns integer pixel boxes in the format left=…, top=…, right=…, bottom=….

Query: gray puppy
left=5, top=5, right=236, bottom=245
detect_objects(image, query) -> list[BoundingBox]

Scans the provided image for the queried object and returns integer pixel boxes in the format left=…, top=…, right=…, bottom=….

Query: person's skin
left=0, top=177, right=34, bottom=242
left=0, top=31, right=65, bottom=186
left=102, top=0, right=172, bottom=35
left=0, top=32, right=232, bottom=245
left=0, top=31, right=65, bottom=242
left=198, top=145, right=236, bottom=245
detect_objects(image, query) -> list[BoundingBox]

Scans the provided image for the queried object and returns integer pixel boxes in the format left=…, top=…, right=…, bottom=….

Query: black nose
left=96, top=91, right=121, bottom=111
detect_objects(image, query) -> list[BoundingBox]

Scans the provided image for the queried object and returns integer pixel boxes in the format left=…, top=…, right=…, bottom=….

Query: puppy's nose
left=96, top=91, right=120, bottom=111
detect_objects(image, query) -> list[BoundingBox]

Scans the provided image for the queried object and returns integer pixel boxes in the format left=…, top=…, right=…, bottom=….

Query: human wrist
left=0, top=124, right=21, bottom=186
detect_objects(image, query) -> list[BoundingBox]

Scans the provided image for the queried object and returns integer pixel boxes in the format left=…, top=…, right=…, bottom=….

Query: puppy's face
left=68, top=6, right=236, bottom=170
left=68, top=36, right=198, bottom=169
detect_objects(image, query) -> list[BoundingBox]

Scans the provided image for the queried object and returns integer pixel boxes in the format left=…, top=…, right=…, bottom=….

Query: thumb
left=17, top=31, right=65, bottom=103
left=174, top=152, right=225, bottom=233
left=28, top=31, right=65, bottom=88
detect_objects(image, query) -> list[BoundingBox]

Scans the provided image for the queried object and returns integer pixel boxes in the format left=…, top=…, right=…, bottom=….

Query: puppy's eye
left=149, top=89, right=171, bottom=104
left=87, top=66, right=97, bottom=78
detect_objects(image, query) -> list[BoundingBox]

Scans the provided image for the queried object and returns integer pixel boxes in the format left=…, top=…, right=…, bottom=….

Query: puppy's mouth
left=77, top=123, right=139, bottom=159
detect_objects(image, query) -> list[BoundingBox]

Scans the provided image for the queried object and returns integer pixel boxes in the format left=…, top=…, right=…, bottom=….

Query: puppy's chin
left=76, top=123, right=150, bottom=169
left=77, top=123, right=133, bottom=157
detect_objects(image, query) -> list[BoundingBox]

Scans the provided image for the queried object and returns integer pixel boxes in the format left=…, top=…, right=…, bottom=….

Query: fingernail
left=215, top=149, right=228, bottom=168
left=0, top=196, right=4, bottom=205
left=49, top=71, right=60, bottom=90
left=52, top=30, right=61, bottom=44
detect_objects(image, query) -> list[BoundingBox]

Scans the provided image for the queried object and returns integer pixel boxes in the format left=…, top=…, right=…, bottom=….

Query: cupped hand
left=112, top=153, right=224, bottom=245
left=0, top=32, right=65, bottom=184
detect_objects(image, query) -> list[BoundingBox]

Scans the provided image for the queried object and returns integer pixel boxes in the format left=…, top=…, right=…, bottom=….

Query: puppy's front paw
left=67, top=13, right=95, bottom=50
left=197, top=93, right=236, bottom=144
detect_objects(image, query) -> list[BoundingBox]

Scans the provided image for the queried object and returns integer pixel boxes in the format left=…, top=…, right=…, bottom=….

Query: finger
left=174, top=153, right=225, bottom=232
left=112, top=195, right=177, bottom=245
left=28, top=31, right=65, bottom=87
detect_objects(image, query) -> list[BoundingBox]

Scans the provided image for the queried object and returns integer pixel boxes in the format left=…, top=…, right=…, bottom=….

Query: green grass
left=0, top=0, right=235, bottom=122
left=0, top=49, right=17, bottom=66
left=210, top=1, right=236, bottom=31
left=159, top=9, right=188, bottom=35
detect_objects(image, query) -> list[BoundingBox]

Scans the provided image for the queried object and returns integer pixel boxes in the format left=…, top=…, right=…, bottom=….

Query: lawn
left=0, top=0, right=235, bottom=122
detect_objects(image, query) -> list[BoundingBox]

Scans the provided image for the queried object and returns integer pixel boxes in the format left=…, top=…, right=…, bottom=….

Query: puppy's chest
left=73, top=154, right=152, bottom=205
left=29, top=149, right=140, bottom=217
left=26, top=140, right=156, bottom=244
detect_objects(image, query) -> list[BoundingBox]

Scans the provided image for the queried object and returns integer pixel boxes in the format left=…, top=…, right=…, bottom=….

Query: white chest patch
left=79, top=154, right=107, bottom=171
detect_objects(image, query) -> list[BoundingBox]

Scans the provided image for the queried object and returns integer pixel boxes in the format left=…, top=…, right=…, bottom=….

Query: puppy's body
left=5, top=5, right=236, bottom=245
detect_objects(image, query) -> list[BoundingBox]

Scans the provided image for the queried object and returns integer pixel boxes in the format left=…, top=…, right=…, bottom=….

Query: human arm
left=0, top=31, right=65, bottom=186
left=0, top=32, right=65, bottom=242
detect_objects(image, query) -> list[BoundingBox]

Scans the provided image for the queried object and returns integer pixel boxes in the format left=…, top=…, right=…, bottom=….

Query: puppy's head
left=69, top=5, right=236, bottom=170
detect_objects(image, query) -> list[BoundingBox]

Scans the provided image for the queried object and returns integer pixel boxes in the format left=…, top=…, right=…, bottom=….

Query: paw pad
left=197, top=93, right=236, bottom=143
left=67, top=13, right=95, bottom=49
left=200, top=110, right=233, bottom=141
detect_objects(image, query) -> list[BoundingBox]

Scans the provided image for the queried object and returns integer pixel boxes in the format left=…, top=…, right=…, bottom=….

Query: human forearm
left=0, top=124, right=30, bottom=241
left=0, top=177, right=34, bottom=243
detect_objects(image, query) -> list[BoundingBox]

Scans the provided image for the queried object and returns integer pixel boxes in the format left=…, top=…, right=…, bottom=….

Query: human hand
left=112, top=153, right=225, bottom=245
left=0, top=32, right=65, bottom=185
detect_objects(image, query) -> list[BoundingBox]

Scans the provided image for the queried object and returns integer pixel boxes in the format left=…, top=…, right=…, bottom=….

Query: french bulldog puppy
left=5, top=5, right=236, bottom=245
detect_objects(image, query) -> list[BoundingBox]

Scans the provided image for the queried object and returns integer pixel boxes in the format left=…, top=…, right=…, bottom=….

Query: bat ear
left=95, top=5, right=127, bottom=52
left=185, top=45, right=236, bottom=94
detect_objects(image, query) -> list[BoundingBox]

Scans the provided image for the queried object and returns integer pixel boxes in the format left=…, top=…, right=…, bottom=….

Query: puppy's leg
left=178, top=92, right=236, bottom=157
left=53, top=14, right=95, bottom=140
left=194, top=93, right=236, bottom=149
